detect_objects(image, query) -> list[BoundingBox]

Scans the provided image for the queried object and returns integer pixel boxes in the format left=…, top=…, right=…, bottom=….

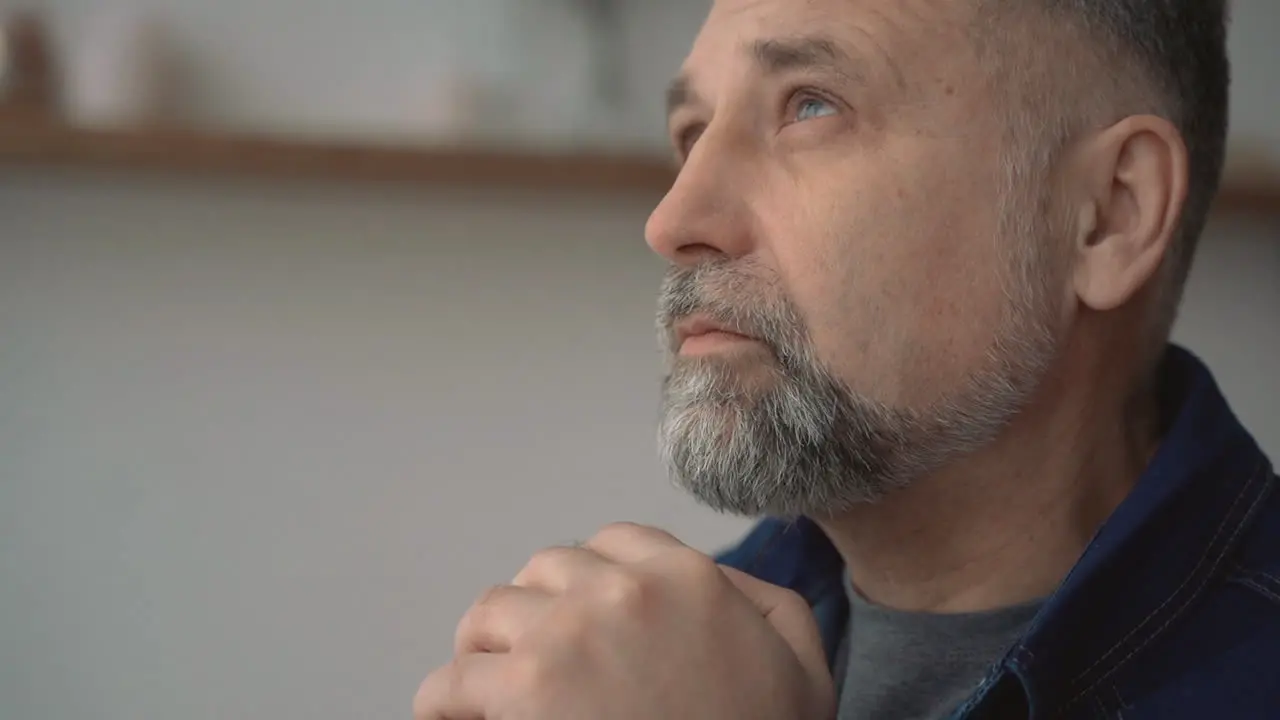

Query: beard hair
left=656, top=200, right=1061, bottom=520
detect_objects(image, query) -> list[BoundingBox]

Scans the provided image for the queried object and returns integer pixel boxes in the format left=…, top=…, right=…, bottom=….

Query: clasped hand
left=414, top=522, right=835, bottom=720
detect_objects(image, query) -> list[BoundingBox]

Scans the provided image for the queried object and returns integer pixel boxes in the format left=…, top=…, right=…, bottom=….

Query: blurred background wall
left=0, top=1, right=1276, bottom=719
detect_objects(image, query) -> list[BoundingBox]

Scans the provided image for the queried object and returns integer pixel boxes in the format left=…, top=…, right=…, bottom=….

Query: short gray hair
left=975, top=0, right=1230, bottom=359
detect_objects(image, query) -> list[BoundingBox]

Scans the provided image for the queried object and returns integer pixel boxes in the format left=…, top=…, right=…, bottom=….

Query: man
left=416, top=0, right=1278, bottom=717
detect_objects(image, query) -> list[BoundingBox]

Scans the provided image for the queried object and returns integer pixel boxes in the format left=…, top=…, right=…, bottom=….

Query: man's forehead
left=679, top=0, right=974, bottom=95
left=691, top=0, right=969, bottom=63
left=669, top=35, right=883, bottom=116
left=705, top=0, right=967, bottom=21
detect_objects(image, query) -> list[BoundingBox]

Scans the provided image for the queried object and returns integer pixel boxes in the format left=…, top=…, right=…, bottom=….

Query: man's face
left=650, top=0, right=1065, bottom=518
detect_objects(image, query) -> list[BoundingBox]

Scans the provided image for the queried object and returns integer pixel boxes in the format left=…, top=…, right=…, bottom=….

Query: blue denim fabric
left=716, top=345, right=1279, bottom=719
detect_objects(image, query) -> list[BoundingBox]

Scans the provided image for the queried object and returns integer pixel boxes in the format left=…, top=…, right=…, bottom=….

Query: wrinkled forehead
left=684, top=0, right=979, bottom=92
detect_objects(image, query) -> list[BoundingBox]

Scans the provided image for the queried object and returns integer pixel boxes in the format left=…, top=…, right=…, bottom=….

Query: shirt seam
left=1058, top=458, right=1269, bottom=714
left=1228, top=571, right=1280, bottom=607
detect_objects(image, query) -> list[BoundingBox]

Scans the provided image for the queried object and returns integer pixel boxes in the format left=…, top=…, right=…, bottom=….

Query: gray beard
left=656, top=248, right=1058, bottom=520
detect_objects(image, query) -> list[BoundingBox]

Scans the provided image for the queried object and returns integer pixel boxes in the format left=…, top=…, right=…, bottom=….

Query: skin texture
left=415, top=0, right=1189, bottom=716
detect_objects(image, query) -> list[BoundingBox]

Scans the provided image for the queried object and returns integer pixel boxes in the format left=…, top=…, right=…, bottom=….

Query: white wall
left=1226, top=0, right=1280, bottom=151
left=1172, top=218, right=1280, bottom=449
left=0, top=2, right=1277, bottom=720
left=0, top=169, right=754, bottom=720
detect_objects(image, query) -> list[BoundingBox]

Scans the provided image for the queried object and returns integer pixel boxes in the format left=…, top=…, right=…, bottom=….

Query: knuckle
left=674, top=549, right=722, bottom=584
left=412, top=663, right=455, bottom=719
left=592, top=521, right=665, bottom=545
left=667, top=551, right=729, bottom=609
left=452, top=615, right=474, bottom=654
left=412, top=677, right=430, bottom=717
left=596, top=569, right=653, bottom=613
left=454, top=584, right=514, bottom=653
left=591, top=521, right=646, bottom=545
left=523, top=545, right=575, bottom=576
left=454, top=591, right=492, bottom=648
left=472, top=583, right=507, bottom=609
left=446, top=661, right=470, bottom=704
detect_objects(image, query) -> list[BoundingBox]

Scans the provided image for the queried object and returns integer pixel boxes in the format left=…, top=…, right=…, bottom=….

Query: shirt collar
left=999, top=345, right=1274, bottom=716
left=741, top=345, right=1274, bottom=715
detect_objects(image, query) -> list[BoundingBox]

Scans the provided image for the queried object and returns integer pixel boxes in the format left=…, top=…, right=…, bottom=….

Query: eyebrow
left=665, top=36, right=866, bottom=122
left=752, top=36, right=854, bottom=75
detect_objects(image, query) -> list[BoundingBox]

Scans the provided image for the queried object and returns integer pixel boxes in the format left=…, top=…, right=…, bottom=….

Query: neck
left=816, top=339, right=1162, bottom=614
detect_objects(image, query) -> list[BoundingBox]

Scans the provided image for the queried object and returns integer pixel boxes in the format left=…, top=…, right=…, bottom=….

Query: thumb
left=718, top=565, right=833, bottom=689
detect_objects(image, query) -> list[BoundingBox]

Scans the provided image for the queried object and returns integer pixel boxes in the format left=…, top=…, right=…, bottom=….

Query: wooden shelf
left=0, top=122, right=1277, bottom=217
left=1215, top=168, right=1280, bottom=217
left=0, top=121, right=677, bottom=195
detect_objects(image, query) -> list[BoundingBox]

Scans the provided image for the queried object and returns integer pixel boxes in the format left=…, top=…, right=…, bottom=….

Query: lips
left=674, top=315, right=757, bottom=350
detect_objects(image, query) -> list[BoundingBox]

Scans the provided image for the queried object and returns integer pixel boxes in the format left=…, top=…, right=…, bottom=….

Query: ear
left=1068, top=115, right=1188, bottom=312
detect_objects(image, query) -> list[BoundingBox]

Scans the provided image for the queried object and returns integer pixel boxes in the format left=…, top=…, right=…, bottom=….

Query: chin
left=665, top=352, right=784, bottom=406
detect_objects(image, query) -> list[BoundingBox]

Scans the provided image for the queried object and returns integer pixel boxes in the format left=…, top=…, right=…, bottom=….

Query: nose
left=644, top=131, right=755, bottom=266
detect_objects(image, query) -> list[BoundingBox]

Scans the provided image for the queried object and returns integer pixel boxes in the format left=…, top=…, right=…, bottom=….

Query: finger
left=413, top=654, right=503, bottom=720
left=582, top=522, right=689, bottom=563
left=511, top=544, right=613, bottom=592
left=455, top=584, right=552, bottom=655
left=718, top=565, right=830, bottom=684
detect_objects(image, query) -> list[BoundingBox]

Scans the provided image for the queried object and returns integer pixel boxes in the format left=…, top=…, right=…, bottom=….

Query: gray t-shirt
left=835, top=575, right=1042, bottom=720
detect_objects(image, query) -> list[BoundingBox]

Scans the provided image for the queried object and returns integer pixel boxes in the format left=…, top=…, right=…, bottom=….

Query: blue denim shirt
left=717, top=345, right=1279, bottom=719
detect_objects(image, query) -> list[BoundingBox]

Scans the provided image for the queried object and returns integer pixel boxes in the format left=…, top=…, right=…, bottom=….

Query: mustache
left=657, top=260, right=810, bottom=364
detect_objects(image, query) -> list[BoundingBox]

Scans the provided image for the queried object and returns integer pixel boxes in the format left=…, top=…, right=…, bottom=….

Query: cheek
left=764, top=148, right=1013, bottom=405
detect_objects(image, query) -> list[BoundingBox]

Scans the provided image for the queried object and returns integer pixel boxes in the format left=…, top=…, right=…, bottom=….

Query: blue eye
left=794, top=97, right=837, bottom=122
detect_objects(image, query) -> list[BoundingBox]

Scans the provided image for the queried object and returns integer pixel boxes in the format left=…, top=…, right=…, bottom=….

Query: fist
left=413, top=522, right=835, bottom=720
